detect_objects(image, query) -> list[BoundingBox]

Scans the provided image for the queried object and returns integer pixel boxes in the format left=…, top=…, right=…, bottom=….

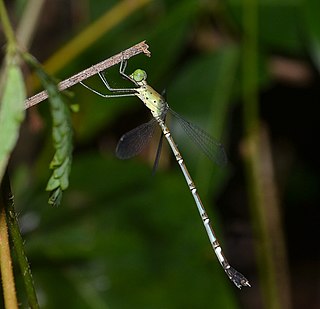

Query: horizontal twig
left=24, top=40, right=151, bottom=109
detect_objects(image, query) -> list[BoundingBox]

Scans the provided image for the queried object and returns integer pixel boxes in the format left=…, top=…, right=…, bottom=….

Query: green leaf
left=45, top=174, right=60, bottom=191
left=0, top=60, right=26, bottom=183
left=24, top=53, right=73, bottom=206
left=44, top=83, right=73, bottom=207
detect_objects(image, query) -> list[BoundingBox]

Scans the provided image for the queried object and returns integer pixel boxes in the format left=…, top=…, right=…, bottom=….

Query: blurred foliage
left=1, top=0, right=319, bottom=308
left=0, top=56, right=25, bottom=182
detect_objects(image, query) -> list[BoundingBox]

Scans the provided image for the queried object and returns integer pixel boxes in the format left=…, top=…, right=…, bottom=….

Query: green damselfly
left=81, top=59, right=250, bottom=289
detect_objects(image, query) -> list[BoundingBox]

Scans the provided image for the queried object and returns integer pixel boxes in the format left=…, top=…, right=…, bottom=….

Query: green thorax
left=136, top=84, right=166, bottom=118
left=130, top=69, right=167, bottom=118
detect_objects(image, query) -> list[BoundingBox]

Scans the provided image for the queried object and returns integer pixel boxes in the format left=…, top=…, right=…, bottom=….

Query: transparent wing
left=169, top=108, right=227, bottom=166
left=116, top=118, right=157, bottom=159
left=152, top=132, right=165, bottom=176
left=151, top=112, right=167, bottom=175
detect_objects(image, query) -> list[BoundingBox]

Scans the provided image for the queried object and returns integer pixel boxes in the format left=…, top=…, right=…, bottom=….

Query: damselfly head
left=130, top=69, right=147, bottom=83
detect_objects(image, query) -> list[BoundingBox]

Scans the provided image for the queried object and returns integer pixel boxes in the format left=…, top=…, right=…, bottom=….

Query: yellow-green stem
left=0, top=0, right=18, bottom=93
left=0, top=199, right=18, bottom=309
left=16, top=0, right=46, bottom=50
left=1, top=169, right=40, bottom=309
left=0, top=0, right=16, bottom=46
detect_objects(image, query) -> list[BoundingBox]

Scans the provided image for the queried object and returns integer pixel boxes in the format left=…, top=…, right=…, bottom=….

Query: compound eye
left=131, top=69, right=147, bottom=82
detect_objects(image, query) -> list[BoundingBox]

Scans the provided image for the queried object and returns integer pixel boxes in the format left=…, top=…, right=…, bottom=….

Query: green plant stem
left=16, top=0, right=46, bottom=50
left=0, top=0, right=16, bottom=46
left=0, top=11, right=20, bottom=308
left=0, top=0, right=17, bottom=94
left=1, top=169, right=40, bottom=309
left=242, top=1, right=283, bottom=309
left=0, top=182, right=18, bottom=309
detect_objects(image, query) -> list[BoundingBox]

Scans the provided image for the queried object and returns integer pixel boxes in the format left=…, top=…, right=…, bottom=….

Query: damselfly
left=81, top=59, right=250, bottom=289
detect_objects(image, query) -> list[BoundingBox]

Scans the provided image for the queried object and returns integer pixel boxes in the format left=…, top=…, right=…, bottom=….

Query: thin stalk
left=0, top=9, right=39, bottom=305
left=0, top=181, right=18, bottom=309
left=0, top=0, right=18, bottom=93
left=1, top=169, right=40, bottom=309
left=242, top=1, right=287, bottom=308
left=16, top=0, right=46, bottom=50
left=0, top=0, right=16, bottom=46
left=257, top=125, right=292, bottom=309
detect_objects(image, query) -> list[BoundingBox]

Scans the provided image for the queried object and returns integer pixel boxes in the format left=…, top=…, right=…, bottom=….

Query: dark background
left=1, top=0, right=319, bottom=308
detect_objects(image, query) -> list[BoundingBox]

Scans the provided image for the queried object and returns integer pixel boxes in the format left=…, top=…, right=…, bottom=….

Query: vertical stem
left=1, top=170, right=40, bottom=309
left=0, top=189, right=18, bottom=309
left=242, top=0, right=258, bottom=136
left=0, top=0, right=17, bottom=93
left=0, top=0, right=16, bottom=45
left=16, top=0, right=46, bottom=50
left=258, top=126, right=292, bottom=309
left=242, top=0, right=285, bottom=308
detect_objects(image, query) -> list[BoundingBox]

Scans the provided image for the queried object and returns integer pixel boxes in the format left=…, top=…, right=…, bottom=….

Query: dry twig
left=24, top=41, right=150, bottom=109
